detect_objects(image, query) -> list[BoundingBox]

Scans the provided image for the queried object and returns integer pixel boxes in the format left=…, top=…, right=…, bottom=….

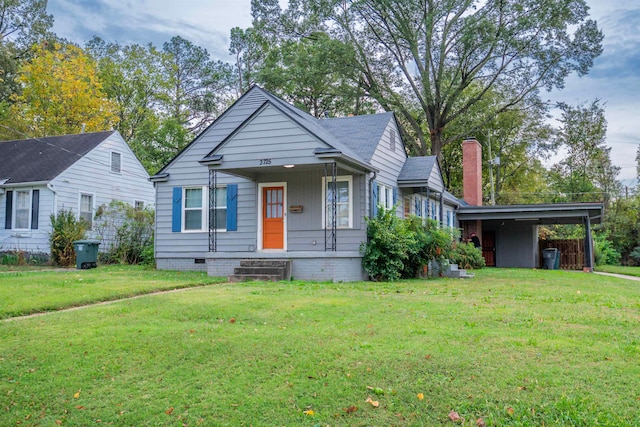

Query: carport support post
left=584, top=216, right=594, bottom=272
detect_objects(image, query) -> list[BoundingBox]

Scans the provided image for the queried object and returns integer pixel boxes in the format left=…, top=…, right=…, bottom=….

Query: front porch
left=206, top=251, right=366, bottom=282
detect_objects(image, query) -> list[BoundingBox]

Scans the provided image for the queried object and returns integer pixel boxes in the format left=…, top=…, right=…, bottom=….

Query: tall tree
left=257, top=32, right=374, bottom=117
left=8, top=43, right=117, bottom=137
left=159, top=36, right=235, bottom=137
left=86, top=37, right=163, bottom=142
left=549, top=100, right=620, bottom=203
left=284, top=0, right=603, bottom=159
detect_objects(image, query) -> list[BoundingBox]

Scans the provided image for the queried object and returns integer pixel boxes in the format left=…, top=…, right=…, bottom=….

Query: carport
left=456, top=202, right=604, bottom=270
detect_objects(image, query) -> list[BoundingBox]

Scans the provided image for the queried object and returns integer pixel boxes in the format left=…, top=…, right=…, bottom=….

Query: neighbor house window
left=210, top=186, right=227, bottom=231
left=15, top=190, right=31, bottom=229
left=111, top=151, right=122, bottom=173
left=322, top=176, right=353, bottom=228
left=134, top=200, right=145, bottom=211
left=79, top=193, right=94, bottom=230
left=183, top=187, right=205, bottom=231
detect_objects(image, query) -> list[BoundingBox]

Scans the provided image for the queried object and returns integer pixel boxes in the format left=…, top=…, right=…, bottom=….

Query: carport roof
left=456, top=202, right=604, bottom=224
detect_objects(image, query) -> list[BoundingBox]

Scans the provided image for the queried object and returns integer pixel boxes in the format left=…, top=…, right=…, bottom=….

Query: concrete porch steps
left=444, top=263, right=475, bottom=279
left=228, top=259, right=291, bottom=282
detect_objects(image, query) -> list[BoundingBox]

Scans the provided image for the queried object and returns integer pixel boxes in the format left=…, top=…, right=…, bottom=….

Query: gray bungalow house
left=152, top=86, right=459, bottom=281
left=0, top=131, right=155, bottom=255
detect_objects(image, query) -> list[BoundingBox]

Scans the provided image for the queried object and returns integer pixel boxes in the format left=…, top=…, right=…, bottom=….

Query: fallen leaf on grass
left=365, top=397, right=379, bottom=408
left=55, top=421, right=62, bottom=425
left=506, top=406, right=515, bottom=415
left=229, top=318, right=236, bottom=323
left=417, top=393, right=424, bottom=400
left=476, top=417, right=486, bottom=427
left=424, top=354, right=432, bottom=360
left=448, top=410, right=462, bottom=422
left=73, top=391, right=80, bottom=399
left=166, top=407, right=174, bottom=415
left=75, top=406, right=84, bottom=410
left=303, top=409, right=315, bottom=415
left=345, top=406, right=357, bottom=413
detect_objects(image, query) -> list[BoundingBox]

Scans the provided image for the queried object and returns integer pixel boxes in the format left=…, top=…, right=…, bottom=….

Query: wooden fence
left=539, top=239, right=584, bottom=270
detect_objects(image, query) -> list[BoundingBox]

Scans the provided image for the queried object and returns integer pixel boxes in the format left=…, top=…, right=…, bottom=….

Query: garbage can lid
left=73, top=239, right=101, bottom=245
left=543, top=248, right=558, bottom=252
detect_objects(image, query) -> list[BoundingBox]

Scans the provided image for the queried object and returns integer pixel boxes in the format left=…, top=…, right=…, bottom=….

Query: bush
left=94, top=201, right=154, bottom=265
left=450, top=242, right=486, bottom=269
left=361, top=209, right=458, bottom=281
left=49, top=209, right=87, bottom=267
left=593, top=233, right=621, bottom=266
left=629, top=246, right=640, bottom=266
left=360, top=207, right=415, bottom=281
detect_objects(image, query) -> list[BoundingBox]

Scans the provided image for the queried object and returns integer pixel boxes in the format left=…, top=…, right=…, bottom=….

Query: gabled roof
left=240, top=88, right=371, bottom=167
left=0, top=131, right=115, bottom=185
left=202, top=87, right=377, bottom=172
left=398, top=156, right=438, bottom=183
left=319, top=112, right=395, bottom=162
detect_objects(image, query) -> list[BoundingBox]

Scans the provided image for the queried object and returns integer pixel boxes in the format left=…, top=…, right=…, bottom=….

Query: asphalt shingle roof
left=318, top=112, right=395, bottom=162
left=0, top=131, right=114, bottom=184
left=398, top=156, right=438, bottom=182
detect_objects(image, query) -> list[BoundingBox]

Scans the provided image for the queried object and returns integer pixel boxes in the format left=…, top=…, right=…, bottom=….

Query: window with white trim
left=134, top=200, right=145, bottom=211
left=15, top=190, right=31, bottom=229
left=210, top=186, right=227, bottom=231
left=183, top=187, right=205, bottom=231
left=79, top=193, right=94, bottom=230
left=322, top=176, right=353, bottom=228
left=111, top=151, right=122, bottom=173
left=376, top=183, right=394, bottom=211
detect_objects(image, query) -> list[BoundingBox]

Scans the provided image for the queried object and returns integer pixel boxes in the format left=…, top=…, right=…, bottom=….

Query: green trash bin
left=73, top=240, right=101, bottom=269
left=542, top=248, right=558, bottom=270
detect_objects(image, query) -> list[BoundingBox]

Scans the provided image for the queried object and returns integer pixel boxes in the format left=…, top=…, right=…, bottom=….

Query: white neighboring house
left=0, top=130, right=155, bottom=255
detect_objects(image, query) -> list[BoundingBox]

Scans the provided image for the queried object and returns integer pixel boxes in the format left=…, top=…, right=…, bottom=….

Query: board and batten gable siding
left=367, top=119, right=407, bottom=217
left=0, top=185, right=53, bottom=253
left=51, top=133, right=154, bottom=233
left=155, top=89, right=270, bottom=258
left=213, top=104, right=330, bottom=169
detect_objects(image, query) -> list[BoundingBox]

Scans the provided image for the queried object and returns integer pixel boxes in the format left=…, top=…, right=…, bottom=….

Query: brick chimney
left=462, top=138, right=482, bottom=206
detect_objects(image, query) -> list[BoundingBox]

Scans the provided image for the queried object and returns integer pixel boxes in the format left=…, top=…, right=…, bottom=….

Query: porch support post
left=324, top=163, right=337, bottom=251
left=209, top=169, right=217, bottom=252
left=584, top=215, right=594, bottom=271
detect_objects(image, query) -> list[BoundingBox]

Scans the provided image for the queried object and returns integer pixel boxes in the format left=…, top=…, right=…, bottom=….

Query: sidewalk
left=594, top=271, right=640, bottom=282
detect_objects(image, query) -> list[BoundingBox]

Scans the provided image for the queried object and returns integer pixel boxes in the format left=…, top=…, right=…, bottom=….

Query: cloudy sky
left=47, top=0, right=640, bottom=183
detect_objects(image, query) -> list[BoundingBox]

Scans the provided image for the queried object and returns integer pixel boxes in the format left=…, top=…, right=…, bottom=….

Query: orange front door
left=262, top=186, right=284, bottom=249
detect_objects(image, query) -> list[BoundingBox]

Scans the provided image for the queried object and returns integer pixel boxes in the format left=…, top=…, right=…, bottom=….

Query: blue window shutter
left=172, top=187, right=182, bottom=232
left=31, top=190, right=39, bottom=230
left=393, top=187, right=398, bottom=206
left=414, top=196, right=420, bottom=216
left=226, top=184, right=238, bottom=231
left=5, top=190, right=12, bottom=229
left=371, top=181, right=378, bottom=217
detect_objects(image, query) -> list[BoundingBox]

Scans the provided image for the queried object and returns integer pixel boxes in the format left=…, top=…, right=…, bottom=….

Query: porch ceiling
left=205, top=161, right=369, bottom=180
left=457, top=202, right=603, bottom=225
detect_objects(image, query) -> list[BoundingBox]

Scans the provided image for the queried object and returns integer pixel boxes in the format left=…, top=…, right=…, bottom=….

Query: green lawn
left=597, top=265, right=640, bottom=278
left=1, top=268, right=639, bottom=425
left=0, top=265, right=224, bottom=318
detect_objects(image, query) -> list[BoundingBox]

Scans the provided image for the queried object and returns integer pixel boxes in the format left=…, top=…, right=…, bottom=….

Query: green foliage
left=450, top=242, right=486, bottom=269
left=628, top=247, right=640, bottom=266
left=94, top=201, right=154, bottom=265
left=49, top=209, right=87, bottom=267
left=593, top=233, right=621, bottom=266
left=361, top=209, right=458, bottom=281
left=601, top=196, right=640, bottom=265
left=360, top=208, right=414, bottom=281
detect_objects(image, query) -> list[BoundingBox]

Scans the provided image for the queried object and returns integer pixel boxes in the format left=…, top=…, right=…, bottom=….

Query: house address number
left=259, top=158, right=272, bottom=165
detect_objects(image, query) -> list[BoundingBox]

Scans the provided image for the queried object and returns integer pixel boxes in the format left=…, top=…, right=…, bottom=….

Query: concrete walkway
left=594, top=271, right=640, bottom=282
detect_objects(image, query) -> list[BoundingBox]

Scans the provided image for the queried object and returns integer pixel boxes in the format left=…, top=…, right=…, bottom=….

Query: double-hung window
left=15, top=190, right=31, bottom=229
left=79, top=193, right=94, bottom=230
left=322, top=176, right=352, bottom=228
left=210, top=186, right=227, bottom=231
left=183, top=187, right=205, bottom=231
left=376, top=183, right=394, bottom=211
